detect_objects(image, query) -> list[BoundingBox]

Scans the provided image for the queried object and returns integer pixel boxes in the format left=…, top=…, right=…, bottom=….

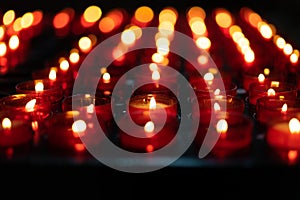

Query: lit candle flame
left=2, top=118, right=11, bottom=130
left=216, top=119, right=228, bottom=135
left=214, top=102, right=221, bottom=112
left=149, top=97, right=156, bottom=110
left=281, top=103, right=287, bottom=114
left=289, top=118, right=300, bottom=134
left=267, top=88, right=276, bottom=96
left=35, top=82, right=44, bottom=92
left=258, top=73, right=265, bottom=83
left=72, top=120, right=87, bottom=137
left=59, top=59, right=69, bottom=72
left=25, top=99, right=36, bottom=112
left=152, top=70, right=160, bottom=81
left=102, top=72, right=111, bottom=83
left=264, top=68, right=270, bottom=76
left=49, top=68, right=57, bottom=81
left=8, top=35, right=20, bottom=50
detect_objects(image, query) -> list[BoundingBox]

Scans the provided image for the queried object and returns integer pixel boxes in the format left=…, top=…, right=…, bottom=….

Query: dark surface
left=0, top=0, right=300, bottom=193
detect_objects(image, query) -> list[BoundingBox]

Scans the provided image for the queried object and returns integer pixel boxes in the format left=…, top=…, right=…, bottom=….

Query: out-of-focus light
left=196, top=36, right=211, bottom=50
left=187, top=6, right=206, bottom=21
left=99, top=17, right=115, bottom=33
left=53, top=11, right=70, bottom=29
left=0, top=42, right=7, bottom=56
left=121, top=29, right=136, bottom=45
left=290, top=50, right=299, bottom=64
left=13, top=17, right=22, bottom=32
left=274, top=35, right=286, bottom=49
left=8, top=35, right=19, bottom=50
left=3, top=10, right=15, bottom=26
left=258, top=22, right=273, bottom=39
left=128, top=25, right=142, bottom=39
left=134, top=6, right=154, bottom=24
left=21, top=12, right=34, bottom=29
left=190, top=19, right=206, bottom=36
left=0, top=26, right=5, bottom=41
left=78, top=36, right=92, bottom=53
left=152, top=52, right=164, bottom=63
left=159, top=7, right=178, bottom=25
left=244, top=49, right=255, bottom=63
left=32, top=10, right=43, bottom=26
left=69, top=49, right=80, bottom=64
left=83, top=5, right=102, bottom=23
left=215, top=9, right=233, bottom=28
left=283, top=43, right=293, bottom=56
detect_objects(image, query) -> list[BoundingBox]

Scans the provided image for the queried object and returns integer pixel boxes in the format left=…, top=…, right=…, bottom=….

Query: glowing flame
left=152, top=70, right=160, bottom=81
left=83, top=5, right=102, bottom=23
left=258, top=73, right=265, bottom=83
left=134, top=6, right=154, bottom=24
left=264, top=68, right=270, bottom=76
left=152, top=52, right=164, bottom=63
left=0, top=42, right=7, bottom=56
left=21, top=12, right=34, bottom=29
left=2, top=118, right=11, bottom=130
left=215, top=9, right=232, bottom=28
left=35, top=82, right=44, bottom=92
left=216, top=119, right=228, bottom=135
left=102, top=72, right=111, bottom=83
left=195, top=36, right=211, bottom=50
left=259, top=22, right=273, bottom=39
left=288, top=150, right=298, bottom=163
left=72, top=120, right=87, bottom=137
left=289, top=118, right=300, bottom=134
left=59, top=59, right=69, bottom=72
left=144, top=121, right=155, bottom=137
left=149, top=97, right=156, bottom=110
left=69, top=49, right=80, bottom=64
left=283, top=43, right=293, bottom=56
left=87, top=104, right=95, bottom=114
left=3, top=10, right=15, bottom=25
left=8, top=35, right=20, bottom=50
left=267, top=88, right=276, bottom=96
left=78, top=36, right=92, bottom=53
left=25, top=99, right=36, bottom=112
left=49, top=68, right=57, bottom=81
left=214, top=102, right=221, bottom=112
left=274, top=36, right=286, bottom=49
left=281, top=103, right=287, bottom=114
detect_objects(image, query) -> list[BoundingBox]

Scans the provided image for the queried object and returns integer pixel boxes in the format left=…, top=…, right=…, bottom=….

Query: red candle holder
left=15, top=79, right=64, bottom=112
left=46, top=111, right=107, bottom=153
left=128, top=93, right=178, bottom=126
left=266, top=116, right=300, bottom=164
left=61, top=94, right=113, bottom=131
left=256, top=96, right=300, bottom=125
left=248, top=81, right=297, bottom=107
left=194, top=111, right=253, bottom=158
left=0, top=112, right=33, bottom=155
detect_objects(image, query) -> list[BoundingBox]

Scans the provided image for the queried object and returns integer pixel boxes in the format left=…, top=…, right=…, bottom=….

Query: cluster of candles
left=0, top=5, right=300, bottom=164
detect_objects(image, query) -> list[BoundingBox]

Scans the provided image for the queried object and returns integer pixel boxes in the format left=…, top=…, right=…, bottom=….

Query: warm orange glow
left=149, top=97, right=156, bottom=110
left=258, top=22, right=273, bottom=39
left=78, top=36, right=92, bottom=53
left=288, top=150, right=298, bottom=162
left=216, top=119, right=228, bottom=135
left=214, top=89, right=221, bottom=96
left=144, top=121, right=155, bottom=135
left=214, top=102, right=221, bottom=112
left=283, top=43, right=293, bottom=56
left=289, top=118, right=300, bottom=134
left=69, top=49, right=80, bottom=64
left=244, top=49, right=255, bottom=63
left=204, top=72, right=214, bottom=82
left=59, top=59, right=69, bottom=72
left=3, top=10, right=15, bottom=26
left=31, top=121, right=39, bottom=132
left=99, top=17, right=115, bottom=33
left=53, top=12, right=70, bottom=29
left=232, top=31, right=244, bottom=43
left=49, top=68, right=57, bottom=81
left=152, top=70, right=160, bottom=81
left=190, top=19, right=206, bottom=36
left=267, top=88, right=276, bottom=96
left=25, top=99, right=36, bottom=112
left=158, top=21, right=174, bottom=35
left=75, top=144, right=85, bottom=152
left=35, top=82, right=44, bottom=92
left=13, top=17, right=22, bottom=32
left=215, top=9, right=232, bottom=28
left=264, top=68, right=270, bottom=76
left=2, top=118, right=12, bottom=130
left=102, top=72, right=111, bottom=83
left=72, top=120, right=87, bottom=137
left=271, top=81, right=280, bottom=88
left=0, top=42, right=7, bottom=56
left=281, top=103, right=287, bottom=114
left=32, top=10, right=43, bottom=26
left=187, top=6, right=206, bottom=21
left=237, top=37, right=250, bottom=47
left=197, top=55, right=209, bottom=65
left=159, top=7, right=178, bottom=25
left=83, top=5, right=102, bottom=23
left=248, top=13, right=262, bottom=28
left=229, top=25, right=242, bottom=36
left=121, top=29, right=136, bottom=45
left=157, top=45, right=169, bottom=56
left=134, top=6, right=154, bottom=24
left=274, top=36, right=286, bottom=49
left=146, top=144, right=154, bottom=153
left=149, top=63, right=158, bottom=72
left=21, top=12, right=34, bottom=29
left=196, top=36, right=211, bottom=50
left=112, top=47, right=125, bottom=61
left=258, top=73, right=265, bottom=83
left=8, top=35, right=19, bottom=50
left=0, top=26, right=5, bottom=40
left=290, top=50, right=299, bottom=64
left=106, top=9, right=124, bottom=28
left=156, top=37, right=170, bottom=47
left=152, top=52, right=164, bottom=63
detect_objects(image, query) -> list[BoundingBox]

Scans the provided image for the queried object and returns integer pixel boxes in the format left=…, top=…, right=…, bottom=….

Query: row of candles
left=0, top=5, right=300, bottom=164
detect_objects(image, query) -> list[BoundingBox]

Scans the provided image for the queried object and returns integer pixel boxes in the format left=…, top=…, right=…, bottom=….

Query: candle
left=15, top=79, right=64, bottom=112
left=128, top=93, right=178, bottom=126
left=266, top=117, right=300, bottom=161
left=46, top=111, right=107, bottom=153
left=61, top=94, right=113, bottom=131
left=0, top=114, right=33, bottom=148
left=256, top=96, right=300, bottom=126
left=194, top=111, right=253, bottom=158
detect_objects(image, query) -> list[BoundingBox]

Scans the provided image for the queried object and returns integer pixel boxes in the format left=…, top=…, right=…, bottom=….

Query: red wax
left=194, top=111, right=253, bottom=157
left=46, top=111, right=107, bottom=152
left=128, top=94, right=178, bottom=126
left=256, top=97, right=300, bottom=125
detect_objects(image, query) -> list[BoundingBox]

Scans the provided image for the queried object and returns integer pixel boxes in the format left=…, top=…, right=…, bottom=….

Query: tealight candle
left=15, top=79, right=63, bottom=112
left=194, top=111, right=253, bottom=158
left=46, top=111, right=107, bottom=153
left=128, top=93, right=178, bottom=126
